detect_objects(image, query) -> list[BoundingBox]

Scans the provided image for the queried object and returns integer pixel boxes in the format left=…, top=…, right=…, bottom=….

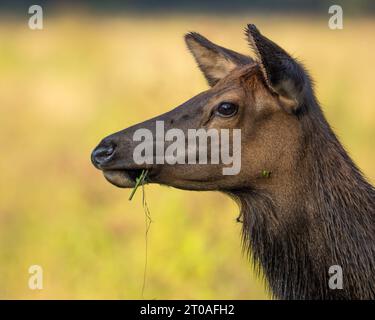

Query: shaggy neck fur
left=231, top=98, right=375, bottom=300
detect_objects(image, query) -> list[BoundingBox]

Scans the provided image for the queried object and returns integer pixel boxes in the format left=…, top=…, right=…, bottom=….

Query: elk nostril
left=104, top=145, right=114, bottom=156
left=91, top=143, right=116, bottom=168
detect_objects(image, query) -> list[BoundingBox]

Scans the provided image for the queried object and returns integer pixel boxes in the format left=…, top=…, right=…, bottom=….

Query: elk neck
left=229, top=97, right=375, bottom=299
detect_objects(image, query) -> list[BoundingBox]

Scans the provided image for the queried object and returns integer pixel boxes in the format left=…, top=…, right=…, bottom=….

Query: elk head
left=91, top=25, right=312, bottom=193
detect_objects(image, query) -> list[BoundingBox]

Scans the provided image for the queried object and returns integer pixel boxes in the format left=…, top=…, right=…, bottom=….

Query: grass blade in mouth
left=128, top=169, right=148, bottom=201
left=127, top=169, right=152, bottom=297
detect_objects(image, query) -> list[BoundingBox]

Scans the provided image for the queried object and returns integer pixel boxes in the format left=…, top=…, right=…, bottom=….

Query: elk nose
left=91, top=141, right=116, bottom=169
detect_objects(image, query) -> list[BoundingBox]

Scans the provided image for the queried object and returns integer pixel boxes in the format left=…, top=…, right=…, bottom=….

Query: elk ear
left=246, top=24, right=307, bottom=113
left=185, top=32, right=253, bottom=87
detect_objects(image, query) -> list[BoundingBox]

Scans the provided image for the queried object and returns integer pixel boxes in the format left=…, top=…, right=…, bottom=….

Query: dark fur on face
left=92, top=24, right=375, bottom=299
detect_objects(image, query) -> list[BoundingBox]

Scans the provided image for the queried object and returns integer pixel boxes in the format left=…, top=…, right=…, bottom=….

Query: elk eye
left=216, top=102, right=238, bottom=118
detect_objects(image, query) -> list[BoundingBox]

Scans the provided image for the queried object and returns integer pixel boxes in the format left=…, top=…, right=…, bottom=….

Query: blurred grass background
left=0, top=9, right=374, bottom=299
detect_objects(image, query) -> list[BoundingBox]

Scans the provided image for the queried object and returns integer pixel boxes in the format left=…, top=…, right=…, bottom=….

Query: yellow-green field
left=0, top=14, right=374, bottom=299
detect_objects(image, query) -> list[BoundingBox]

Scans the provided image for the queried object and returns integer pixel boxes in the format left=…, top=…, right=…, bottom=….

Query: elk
left=91, top=24, right=375, bottom=300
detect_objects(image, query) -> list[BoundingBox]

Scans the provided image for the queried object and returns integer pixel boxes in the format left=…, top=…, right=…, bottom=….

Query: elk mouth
left=103, top=168, right=151, bottom=188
